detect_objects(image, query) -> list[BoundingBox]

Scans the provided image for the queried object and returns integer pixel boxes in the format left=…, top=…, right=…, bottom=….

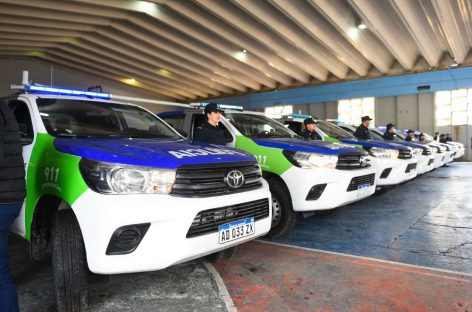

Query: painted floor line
left=258, top=240, right=472, bottom=278
left=204, top=261, right=237, bottom=312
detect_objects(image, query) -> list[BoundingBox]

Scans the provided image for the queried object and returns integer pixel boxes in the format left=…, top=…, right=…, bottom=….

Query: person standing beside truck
left=382, top=123, right=396, bottom=141
left=0, top=100, right=26, bottom=312
left=354, top=116, right=373, bottom=140
left=300, top=118, right=322, bottom=140
left=405, top=130, right=415, bottom=142
left=193, top=103, right=227, bottom=145
left=418, top=133, right=428, bottom=143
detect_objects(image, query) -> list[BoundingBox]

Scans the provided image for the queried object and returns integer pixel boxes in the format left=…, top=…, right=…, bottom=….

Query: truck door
left=9, top=99, right=36, bottom=236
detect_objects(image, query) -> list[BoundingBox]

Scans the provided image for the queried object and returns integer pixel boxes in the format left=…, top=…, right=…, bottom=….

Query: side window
left=161, top=115, right=187, bottom=137
left=9, top=100, right=34, bottom=145
left=192, top=114, right=206, bottom=140
left=218, top=122, right=233, bottom=142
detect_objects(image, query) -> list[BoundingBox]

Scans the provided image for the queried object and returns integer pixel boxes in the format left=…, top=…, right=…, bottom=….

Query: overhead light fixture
left=357, top=22, right=367, bottom=30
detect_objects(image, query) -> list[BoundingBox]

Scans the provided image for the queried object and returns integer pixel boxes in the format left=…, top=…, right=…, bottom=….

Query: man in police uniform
left=382, top=123, right=396, bottom=140
left=405, top=130, right=415, bottom=142
left=354, top=116, right=372, bottom=140
left=300, top=118, right=322, bottom=140
left=193, top=103, right=227, bottom=145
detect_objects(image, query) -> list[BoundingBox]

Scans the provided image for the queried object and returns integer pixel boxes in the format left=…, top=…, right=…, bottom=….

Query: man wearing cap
left=405, top=130, right=415, bottom=142
left=301, top=118, right=322, bottom=140
left=354, top=116, right=372, bottom=140
left=382, top=123, right=396, bottom=140
left=193, top=103, right=227, bottom=146
left=418, top=133, right=428, bottom=143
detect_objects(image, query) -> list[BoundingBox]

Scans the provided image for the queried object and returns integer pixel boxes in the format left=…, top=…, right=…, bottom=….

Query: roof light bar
left=190, top=102, right=244, bottom=111
left=290, top=113, right=312, bottom=119
left=26, top=85, right=111, bottom=99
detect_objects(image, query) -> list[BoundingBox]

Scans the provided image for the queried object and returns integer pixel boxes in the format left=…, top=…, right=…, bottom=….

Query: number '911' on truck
left=5, top=83, right=272, bottom=311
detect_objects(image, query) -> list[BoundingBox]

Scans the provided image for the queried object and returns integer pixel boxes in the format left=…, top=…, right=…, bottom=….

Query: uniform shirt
left=354, top=124, right=371, bottom=140
left=193, top=121, right=227, bottom=146
left=301, top=129, right=322, bottom=140
left=382, top=132, right=395, bottom=140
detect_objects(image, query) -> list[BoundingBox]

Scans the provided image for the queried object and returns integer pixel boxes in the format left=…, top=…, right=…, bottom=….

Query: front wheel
left=266, top=179, right=297, bottom=238
left=51, top=210, right=88, bottom=312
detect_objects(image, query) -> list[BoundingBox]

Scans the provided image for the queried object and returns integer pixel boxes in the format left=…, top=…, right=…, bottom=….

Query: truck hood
left=340, top=138, right=404, bottom=150
left=251, top=137, right=364, bottom=155
left=54, top=137, right=254, bottom=169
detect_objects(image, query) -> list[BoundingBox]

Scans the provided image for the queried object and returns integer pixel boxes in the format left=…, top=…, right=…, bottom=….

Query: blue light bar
left=26, top=85, right=110, bottom=99
left=290, top=113, right=312, bottom=119
left=201, top=102, right=243, bottom=111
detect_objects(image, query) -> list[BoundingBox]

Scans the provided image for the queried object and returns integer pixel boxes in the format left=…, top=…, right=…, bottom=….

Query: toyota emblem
left=225, top=170, right=245, bottom=189
left=360, top=155, right=369, bottom=168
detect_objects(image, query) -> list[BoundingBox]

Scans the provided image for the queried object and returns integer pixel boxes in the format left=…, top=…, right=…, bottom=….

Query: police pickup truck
left=159, top=106, right=377, bottom=238
left=5, top=82, right=271, bottom=311
left=368, top=127, right=434, bottom=175
left=327, top=121, right=419, bottom=184
left=277, top=115, right=418, bottom=191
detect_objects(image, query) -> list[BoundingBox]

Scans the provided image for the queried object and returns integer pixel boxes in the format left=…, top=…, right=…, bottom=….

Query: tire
left=206, top=246, right=237, bottom=262
left=266, top=179, right=297, bottom=238
left=51, top=210, right=88, bottom=312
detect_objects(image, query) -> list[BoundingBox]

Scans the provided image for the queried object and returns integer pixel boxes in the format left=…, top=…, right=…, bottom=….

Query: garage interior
left=1, top=0, right=472, bottom=311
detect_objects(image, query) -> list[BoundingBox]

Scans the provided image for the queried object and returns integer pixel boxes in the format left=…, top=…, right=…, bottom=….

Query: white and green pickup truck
left=159, top=106, right=377, bottom=237
left=5, top=83, right=272, bottom=311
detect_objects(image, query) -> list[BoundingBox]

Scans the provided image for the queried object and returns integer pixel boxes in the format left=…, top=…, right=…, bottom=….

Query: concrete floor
left=270, top=162, right=472, bottom=274
left=8, top=162, right=472, bottom=311
left=9, top=236, right=226, bottom=312
left=215, top=241, right=472, bottom=312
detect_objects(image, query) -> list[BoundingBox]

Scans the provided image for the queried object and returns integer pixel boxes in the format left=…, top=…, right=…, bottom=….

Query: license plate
left=218, top=217, right=255, bottom=244
left=357, top=184, right=371, bottom=197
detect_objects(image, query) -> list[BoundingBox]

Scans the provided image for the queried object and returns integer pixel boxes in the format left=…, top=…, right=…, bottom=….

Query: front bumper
left=445, top=151, right=454, bottom=163
left=433, top=153, right=446, bottom=168
left=72, top=183, right=272, bottom=274
left=417, top=154, right=435, bottom=175
left=372, top=157, right=418, bottom=186
left=281, top=166, right=377, bottom=212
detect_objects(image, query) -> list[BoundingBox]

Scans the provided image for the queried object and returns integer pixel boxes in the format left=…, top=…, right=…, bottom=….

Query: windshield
left=224, top=112, right=299, bottom=139
left=37, top=98, right=181, bottom=139
left=317, top=120, right=355, bottom=139
left=369, top=129, right=386, bottom=140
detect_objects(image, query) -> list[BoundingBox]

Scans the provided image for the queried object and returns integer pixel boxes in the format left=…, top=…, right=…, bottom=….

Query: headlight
left=283, top=150, right=338, bottom=169
left=413, top=148, right=423, bottom=155
left=79, top=159, right=176, bottom=194
left=370, top=147, right=399, bottom=159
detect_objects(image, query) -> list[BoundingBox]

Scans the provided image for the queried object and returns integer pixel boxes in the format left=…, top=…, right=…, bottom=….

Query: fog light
left=106, top=223, right=150, bottom=255
left=380, top=168, right=392, bottom=179
left=306, top=184, right=327, bottom=201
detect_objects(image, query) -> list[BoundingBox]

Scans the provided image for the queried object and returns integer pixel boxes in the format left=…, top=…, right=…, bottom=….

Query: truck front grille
left=399, top=149, right=413, bottom=159
left=347, top=173, right=375, bottom=192
left=171, top=162, right=262, bottom=197
left=336, top=152, right=371, bottom=170
left=186, top=198, right=270, bottom=238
